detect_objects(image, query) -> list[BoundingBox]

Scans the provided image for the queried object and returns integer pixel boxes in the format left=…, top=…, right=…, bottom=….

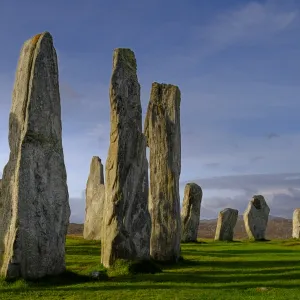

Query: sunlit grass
left=1, top=237, right=300, bottom=299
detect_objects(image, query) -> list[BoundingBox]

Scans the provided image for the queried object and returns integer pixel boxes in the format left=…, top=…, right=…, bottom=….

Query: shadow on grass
left=65, top=246, right=101, bottom=256
left=2, top=238, right=299, bottom=294
left=108, top=259, right=162, bottom=277
left=1, top=257, right=300, bottom=293
left=139, top=270, right=300, bottom=284
left=1, top=279, right=299, bottom=294
left=221, top=240, right=242, bottom=243
left=3, top=270, right=108, bottom=287
left=173, top=258, right=300, bottom=270
left=181, top=240, right=208, bottom=244
left=182, top=248, right=299, bottom=258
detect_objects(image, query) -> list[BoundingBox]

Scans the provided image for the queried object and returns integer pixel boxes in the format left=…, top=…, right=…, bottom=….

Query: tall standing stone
left=215, top=208, right=238, bottom=241
left=0, top=32, right=70, bottom=279
left=181, top=183, right=202, bottom=242
left=144, top=82, right=181, bottom=262
left=244, top=195, right=270, bottom=240
left=101, top=49, right=151, bottom=268
left=83, top=156, right=105, bottom=240
left=0, top=179, right=2, bottom=204
left=292, top=208, right=300, bottom=239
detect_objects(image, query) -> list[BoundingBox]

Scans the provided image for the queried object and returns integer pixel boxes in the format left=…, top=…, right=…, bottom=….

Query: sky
left=0, top=0, right=299, bottom=222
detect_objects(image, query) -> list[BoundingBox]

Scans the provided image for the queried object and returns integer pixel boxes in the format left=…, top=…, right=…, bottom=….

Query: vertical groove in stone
left=101, top=48, right=150, bottom=268
left=144, top=82, right=181, bottom=262
left=0, top=32, right=70, bottom=279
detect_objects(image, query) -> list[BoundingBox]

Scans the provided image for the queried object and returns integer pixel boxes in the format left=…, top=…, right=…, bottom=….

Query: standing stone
left=101, top=49, right=151, bottom=268
left=214, top=208, right=238, bottom=241
left=144, top=82, right=181, bottom=262
left=83, top=156, right=105, bottom=240
left=243, top=195, right=270, bottom=240
left=181, top=183, right=202, bottom=242
left=0, top=32, right=70, bottom=279
left=292, top=209, right=300, bottom=238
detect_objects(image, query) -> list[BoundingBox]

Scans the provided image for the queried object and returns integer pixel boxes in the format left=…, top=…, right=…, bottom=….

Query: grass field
left=1, top=237, right=300, bottom=299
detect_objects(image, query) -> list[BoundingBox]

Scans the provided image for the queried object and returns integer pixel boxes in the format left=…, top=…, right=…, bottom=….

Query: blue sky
left=0, top=0, right=300, bottom=222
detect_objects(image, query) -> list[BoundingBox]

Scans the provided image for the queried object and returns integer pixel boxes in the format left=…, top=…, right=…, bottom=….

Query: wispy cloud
left=182, top=172, right=300, bottom=191
left=86, top=123, right=110, bottom=140
left=267, top=133, right=280, bottom=139
left=203, top=162, right=221, bottom=169
left=60, top=82, right=83, bottom=100
left=193, top=1, right=298, bottom=57
left=249, top=156, right=265, bottom=163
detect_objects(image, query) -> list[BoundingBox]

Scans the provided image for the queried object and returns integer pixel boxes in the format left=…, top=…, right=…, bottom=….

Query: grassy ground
left=1, top=237, right=300, bottom=299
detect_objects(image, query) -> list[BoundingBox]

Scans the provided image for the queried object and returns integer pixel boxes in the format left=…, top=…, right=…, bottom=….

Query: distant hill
left=199, top=215, right=292, bottom=240
left=68, top=223, right=84, bottom=236
left=68, top=215, right=293, bottom=240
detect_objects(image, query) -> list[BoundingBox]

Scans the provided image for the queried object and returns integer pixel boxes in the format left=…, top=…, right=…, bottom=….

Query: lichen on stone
left=114, top=48, right=137, bottom=72
left=31, top=33, right=42, bottom=46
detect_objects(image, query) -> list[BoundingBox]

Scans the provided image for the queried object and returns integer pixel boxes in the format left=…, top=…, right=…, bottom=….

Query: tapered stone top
left=215, top=208, right=238, bottom=241
left=83, top=156, right=105, bottom=240
left=243, top=195, right=270, bottom=240
left=101, top=48, right=150, bottom=268
left=181, top=183, right=202, bottom=242
left=89, top=156, right=104, bottom=185
left=292, top=208, right=300, bottom=239
left=112, top=48, right=137, bottom=72
left=0, top=32, right=70, bottom=279
left=144, top=82, right=181, bottom=262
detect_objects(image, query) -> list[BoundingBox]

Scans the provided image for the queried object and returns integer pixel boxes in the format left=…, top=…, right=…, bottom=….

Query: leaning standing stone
left=181, top=183, right=202, bottom=242
left=214, top=208, right=238, bottom=241
left=101, top=49, right=151, bottom=268
left=144, top=82, right=181, bottom=262
left=0, top=32, right=70, bottom=279
left=292, top=208, right=300, bottom=239
left=83, top=156, right=105, bottom=241
left=243, top=195, right=270, bottom=240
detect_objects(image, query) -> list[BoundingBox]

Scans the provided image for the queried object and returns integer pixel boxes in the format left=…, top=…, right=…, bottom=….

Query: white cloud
left=181, top=173, right=300, bottom=219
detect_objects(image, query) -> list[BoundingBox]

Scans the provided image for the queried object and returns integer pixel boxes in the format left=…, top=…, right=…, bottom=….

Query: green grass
left=1, top=237, right=300, bottom=299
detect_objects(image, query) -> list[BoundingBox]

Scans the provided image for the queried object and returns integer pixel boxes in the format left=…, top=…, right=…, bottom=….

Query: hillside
left=199, top=215, right=292, bottom=240
left=68, top=215, right=293, bottom=239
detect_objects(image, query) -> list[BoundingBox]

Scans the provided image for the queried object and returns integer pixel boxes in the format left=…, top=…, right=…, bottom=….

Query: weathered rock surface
left=101, top=49, right=151, bottom=268
left=244, top=195, right=270, bottom=240
left=0, top=32, right=70, bottom=279
left=181, top=183, right=202, bottom=242
left=144, top=82, right=181, bottom=262
left=214, top=208, right=238, bottom=241
left=83, top=156, right=105, bottom=240
left=292, top=208, right=300, bottom=238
